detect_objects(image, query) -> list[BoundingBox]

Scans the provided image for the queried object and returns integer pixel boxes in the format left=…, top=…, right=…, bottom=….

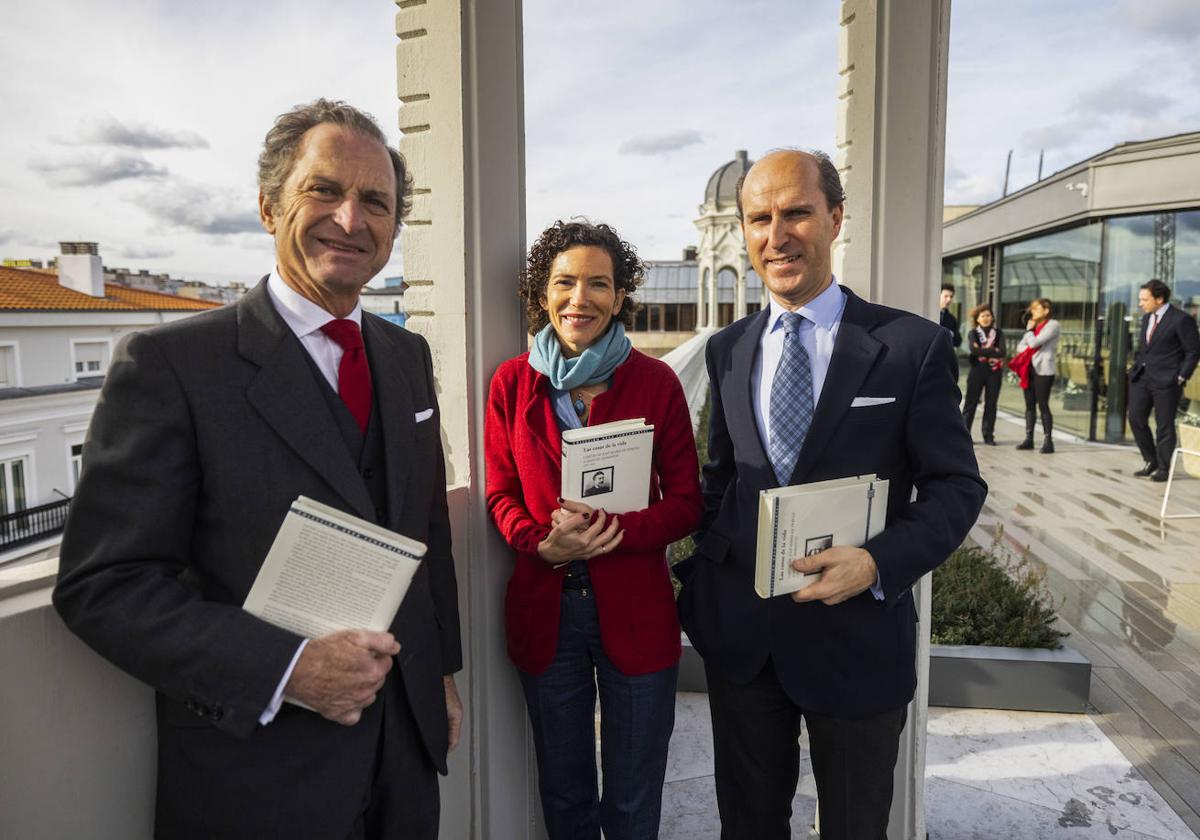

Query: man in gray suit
left=53, top=99, right=462, bottom=839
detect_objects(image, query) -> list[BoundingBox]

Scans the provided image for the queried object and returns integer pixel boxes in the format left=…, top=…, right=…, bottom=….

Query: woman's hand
left=537, top=499, right=624, bottom=565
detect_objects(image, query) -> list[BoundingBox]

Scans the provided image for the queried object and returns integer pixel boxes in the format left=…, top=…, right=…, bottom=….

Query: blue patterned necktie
left=769, top=311, right=814, bottom=485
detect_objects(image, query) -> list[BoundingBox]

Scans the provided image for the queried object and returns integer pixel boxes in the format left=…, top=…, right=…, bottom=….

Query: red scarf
left=1006, top=320, right=1046, bottom=390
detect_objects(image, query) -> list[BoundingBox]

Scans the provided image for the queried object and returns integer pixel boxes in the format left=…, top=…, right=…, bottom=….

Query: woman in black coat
left=962, top=303, right=1006, bottom=445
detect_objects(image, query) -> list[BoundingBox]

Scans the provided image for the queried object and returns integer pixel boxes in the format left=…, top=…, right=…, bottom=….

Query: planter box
left=680, top=635, right=1091, bottom=714
left=928, top=644, right=1090, bottom=713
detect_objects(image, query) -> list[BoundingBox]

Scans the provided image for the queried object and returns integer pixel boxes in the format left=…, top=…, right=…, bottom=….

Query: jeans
left=519, top=584, right=678, bottom=840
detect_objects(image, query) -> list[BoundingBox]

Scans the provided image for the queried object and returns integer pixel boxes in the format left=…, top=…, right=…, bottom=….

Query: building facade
left=0, top=246, right=219, bottom=561
left=942, top=132, right=1200, bottom=442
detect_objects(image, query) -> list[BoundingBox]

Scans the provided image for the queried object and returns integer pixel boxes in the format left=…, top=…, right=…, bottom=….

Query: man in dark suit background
left=675, top=150, right=986, bottom=839
left=1129, top=278, right=1200, bottom=481
left=939, top=283, right=962, bottom=383
left=53, top=99, right=462, bottom=839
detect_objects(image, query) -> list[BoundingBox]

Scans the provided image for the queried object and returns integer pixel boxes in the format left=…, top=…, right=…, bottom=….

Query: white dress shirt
left=749, top=279, right=883, bottom=599
left=258, top=270, right=365, bottom=724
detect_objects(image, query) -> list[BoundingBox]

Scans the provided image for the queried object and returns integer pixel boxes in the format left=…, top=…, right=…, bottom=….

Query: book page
left=244, top=498, right=424, bottom=639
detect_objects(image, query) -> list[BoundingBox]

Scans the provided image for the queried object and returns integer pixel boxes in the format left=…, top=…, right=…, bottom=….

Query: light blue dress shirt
left=749, top=280, right=884, bottom=600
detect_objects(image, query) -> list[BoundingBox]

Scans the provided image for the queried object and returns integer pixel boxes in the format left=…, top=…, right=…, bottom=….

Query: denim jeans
left=519, top=585, right=678, bottom=840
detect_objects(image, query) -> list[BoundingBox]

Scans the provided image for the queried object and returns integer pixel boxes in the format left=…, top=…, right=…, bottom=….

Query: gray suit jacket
left=53, top=280, right=462, bottom=837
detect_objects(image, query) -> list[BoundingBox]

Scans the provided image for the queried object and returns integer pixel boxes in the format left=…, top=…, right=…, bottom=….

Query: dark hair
left=1141, top=278, right=1171, bottom=303
left=258, top=98, right=413, bottom=232
left=735, top=149, right=845, bottom=220
left=941, top=283, right=956, bottom=294
left=519, top=220, right=644, bottom=336
left=968, top=302, right=993, bottom=325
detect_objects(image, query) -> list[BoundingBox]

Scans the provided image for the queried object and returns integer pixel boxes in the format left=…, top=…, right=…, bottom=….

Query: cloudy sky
left=1, top=0, right=1197, bottom=287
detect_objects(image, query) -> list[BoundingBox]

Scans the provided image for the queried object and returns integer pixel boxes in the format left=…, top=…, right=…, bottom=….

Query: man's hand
left=537, top=500, right=624, bottom=565
left=790, top=546, right=878, bottom=606
left=444, top=675, right=463, bottom=751
left=284, top=629, right=400, bottom=726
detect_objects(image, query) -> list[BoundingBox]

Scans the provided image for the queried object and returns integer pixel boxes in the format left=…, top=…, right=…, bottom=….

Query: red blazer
left=485, top=349, right=702, bottom=675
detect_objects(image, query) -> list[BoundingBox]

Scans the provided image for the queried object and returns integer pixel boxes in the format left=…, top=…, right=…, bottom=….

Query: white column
left=835, top=2, right=952, bottom=839
left=734, top=267, right=746, bottom=320
left=707, top=260, right=719, bottom=327
left=696, top=266, right=707, bottom=332
left=396, top=2, right=540, bottom=837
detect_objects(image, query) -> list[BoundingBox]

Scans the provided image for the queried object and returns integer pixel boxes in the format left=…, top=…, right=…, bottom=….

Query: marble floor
left=658, top=694, right=1197, bottom=839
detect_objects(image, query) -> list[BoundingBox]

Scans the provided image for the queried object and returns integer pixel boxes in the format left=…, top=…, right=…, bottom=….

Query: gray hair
left=735, top=148, right=845, bottom=220
left=257, top=98, right=413, bottom=231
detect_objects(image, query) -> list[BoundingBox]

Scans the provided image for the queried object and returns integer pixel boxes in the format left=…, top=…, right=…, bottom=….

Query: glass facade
left=946, top=208, right=1200, bottom=442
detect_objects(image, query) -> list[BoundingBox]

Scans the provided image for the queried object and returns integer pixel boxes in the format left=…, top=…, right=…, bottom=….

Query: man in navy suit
left=1128, top=278, right=1200, bottom=481
left=676, top=150, right=986, bottom=840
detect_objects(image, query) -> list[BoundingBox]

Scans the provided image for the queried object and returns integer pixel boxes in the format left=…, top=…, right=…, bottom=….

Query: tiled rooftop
left=0, top=266, right=221, bottom=312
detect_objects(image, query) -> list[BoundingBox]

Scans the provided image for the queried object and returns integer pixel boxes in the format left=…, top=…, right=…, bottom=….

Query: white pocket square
left=851, top=396, right=896, bottom=408
left=414, top=408, right=434, bottom=423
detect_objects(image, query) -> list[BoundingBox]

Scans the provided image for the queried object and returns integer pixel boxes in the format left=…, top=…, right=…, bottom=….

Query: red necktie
left=1147, top=314, right=1158, bottom=343
left=320, top=319, right=372, bottom=434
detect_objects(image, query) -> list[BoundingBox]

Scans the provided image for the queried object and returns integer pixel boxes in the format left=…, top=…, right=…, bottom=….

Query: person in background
left=962, top=302, right=1006, bottom=445
left=1011, top=298, right=1060, bottom=453
left=939, top=283, right=963, bottom=383
left=484, top=220, right=702, bottom=840
left=1128, top=279, right=1200, bottom=481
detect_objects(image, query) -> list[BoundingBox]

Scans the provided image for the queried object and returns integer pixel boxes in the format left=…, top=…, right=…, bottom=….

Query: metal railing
left=0, top=497, right=71, bottom=554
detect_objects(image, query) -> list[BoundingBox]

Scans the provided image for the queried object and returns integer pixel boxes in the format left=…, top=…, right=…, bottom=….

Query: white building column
left=706, top=261, right=719, bottom=327
left=696, top=267, right=707, bottom=332
left=734, top=268, right=746, bottom=320
left=834, top=2, right=952, bottom=839
left=395, top=2, right=540, bottom=837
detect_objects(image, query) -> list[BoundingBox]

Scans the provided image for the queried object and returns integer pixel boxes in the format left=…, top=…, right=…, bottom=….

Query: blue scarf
left=528, top=321, right=632, bottom=390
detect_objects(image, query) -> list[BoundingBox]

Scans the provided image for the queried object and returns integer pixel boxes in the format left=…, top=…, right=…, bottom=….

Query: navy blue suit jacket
left=676, top=286, right=986, bottom=718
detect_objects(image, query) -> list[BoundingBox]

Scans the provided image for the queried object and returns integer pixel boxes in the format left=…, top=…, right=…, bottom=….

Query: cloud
left=1117, top=0, right=1200, bottom=43
left=131, top=180, right=261, bottom=235
left=29, top=153, right=168, bottom=186
left=618, top=130, right=704, bottom=156
left=64, top=116, right=209, bottom=150
left=1076, top=78, right=1173, bottom=119
left=118, top=245, right=175, bottom=260
left=0, top=229, right=14, bottom=246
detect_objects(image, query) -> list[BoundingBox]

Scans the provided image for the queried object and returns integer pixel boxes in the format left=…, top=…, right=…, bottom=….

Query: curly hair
left=519, top=220, right=644, bottom=336
left=258, top=98, right=413, bottom=233
left=968, top=302, right=993, bottom=326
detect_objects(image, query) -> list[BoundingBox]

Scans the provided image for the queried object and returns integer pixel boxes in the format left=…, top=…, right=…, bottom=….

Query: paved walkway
left=969, top=412, right=1200, bottom=837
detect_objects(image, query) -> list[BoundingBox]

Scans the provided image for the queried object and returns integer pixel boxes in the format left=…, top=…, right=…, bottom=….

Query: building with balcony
left=0, top=244, right=219, bottom=563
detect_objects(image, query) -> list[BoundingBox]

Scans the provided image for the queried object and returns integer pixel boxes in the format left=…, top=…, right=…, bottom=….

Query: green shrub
left=930, top=537, right=1067, bottom=649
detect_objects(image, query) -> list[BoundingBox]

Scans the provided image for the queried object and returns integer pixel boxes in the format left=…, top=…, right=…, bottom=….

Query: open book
left=754, top=474, right=889, bottom=598
left=243, top=496, right=425, bottom=640
left=560, top=418, right=654, bottom=514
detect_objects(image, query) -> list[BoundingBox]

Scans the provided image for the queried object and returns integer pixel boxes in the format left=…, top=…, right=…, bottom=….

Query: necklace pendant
left=573, top=397, right=587, bottom=416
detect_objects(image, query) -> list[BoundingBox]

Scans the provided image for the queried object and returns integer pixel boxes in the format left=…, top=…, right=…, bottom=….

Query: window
left=0, top=456, right=28, bottom=515
left=72, top=340, right=110, bottom=379
left=71, top=444, right=84, bottom=488
left=0, top=345, right=15, bottom=388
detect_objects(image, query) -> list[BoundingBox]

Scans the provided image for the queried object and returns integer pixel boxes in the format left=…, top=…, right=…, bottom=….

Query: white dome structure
left=693, top=150, right=761, bottom=327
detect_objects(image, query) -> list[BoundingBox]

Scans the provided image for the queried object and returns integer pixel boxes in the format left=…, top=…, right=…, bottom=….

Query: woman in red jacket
left=485, top=220, right=702, bottom=840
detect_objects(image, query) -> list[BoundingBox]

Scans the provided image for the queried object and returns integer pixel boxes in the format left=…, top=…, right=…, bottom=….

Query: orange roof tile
left=0, top=265, right=222, bottom=312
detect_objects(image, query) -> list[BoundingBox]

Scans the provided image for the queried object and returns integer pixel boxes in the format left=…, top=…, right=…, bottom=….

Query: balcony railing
left=0, top=497, right=71, bottom=554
